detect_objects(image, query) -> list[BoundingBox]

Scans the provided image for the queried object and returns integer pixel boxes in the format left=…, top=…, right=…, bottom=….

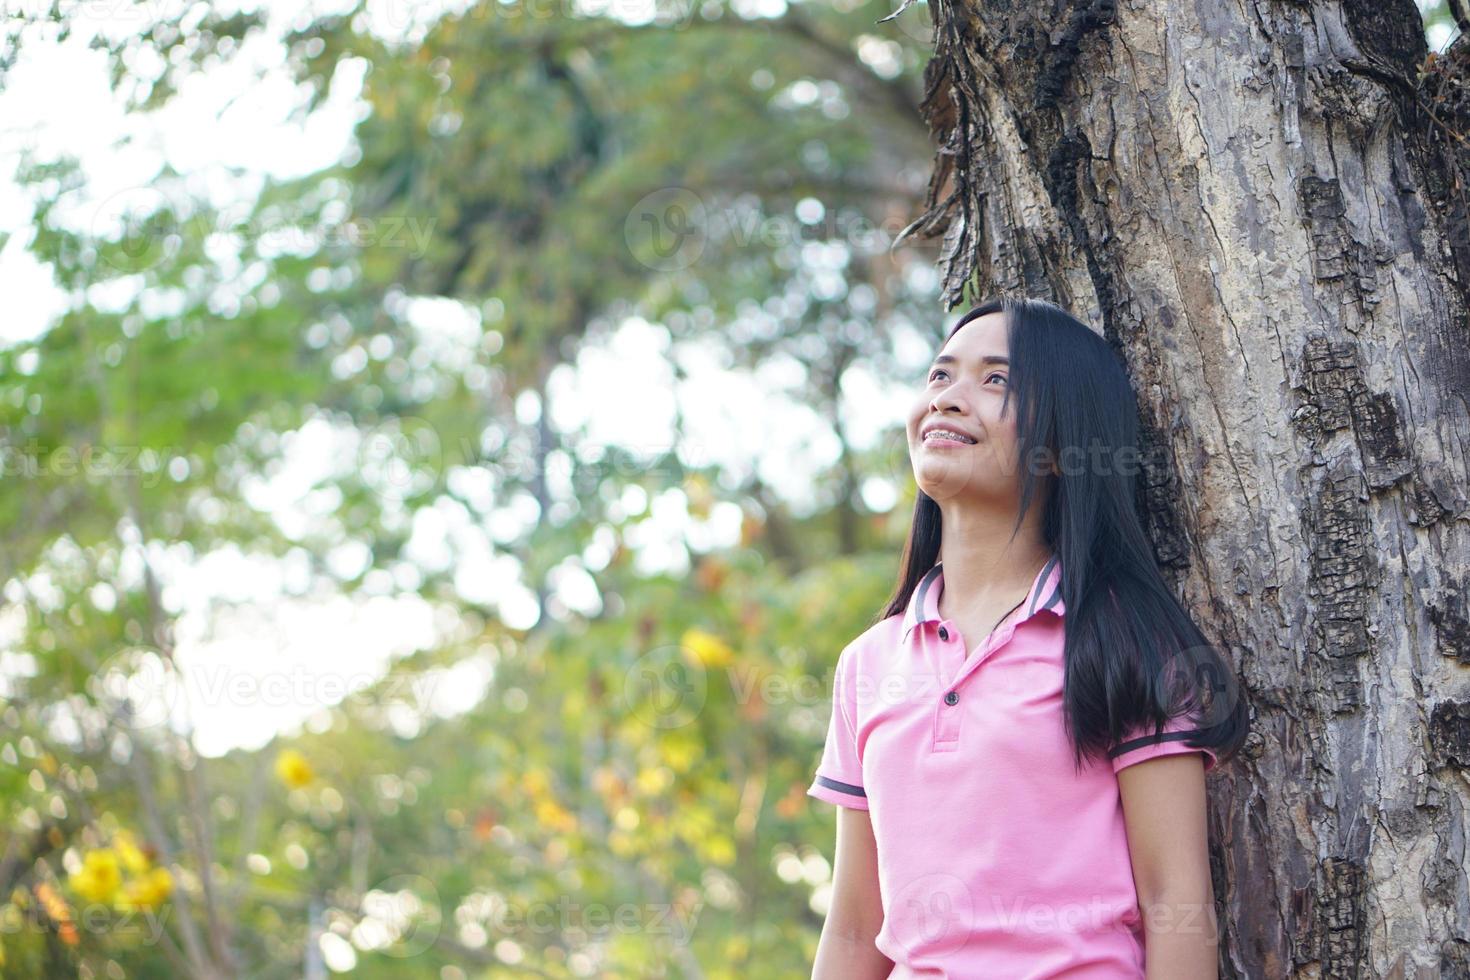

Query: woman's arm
left=1117, top=752, right=1219, bottom=980
left=812, top=806, right=893, bottom=980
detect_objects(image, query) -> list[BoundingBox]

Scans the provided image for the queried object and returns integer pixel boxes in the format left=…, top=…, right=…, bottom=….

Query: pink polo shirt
left=808, top=552, right=1218, bottom=978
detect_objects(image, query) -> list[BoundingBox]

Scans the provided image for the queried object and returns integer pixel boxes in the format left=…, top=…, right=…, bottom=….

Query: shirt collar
left=901, top=551, right=1065, bottom=642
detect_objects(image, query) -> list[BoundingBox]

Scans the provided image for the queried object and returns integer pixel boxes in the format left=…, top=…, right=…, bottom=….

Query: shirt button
left=938, top=626, right=949, bottom=641
left=944, top=690, right=959, bottom=706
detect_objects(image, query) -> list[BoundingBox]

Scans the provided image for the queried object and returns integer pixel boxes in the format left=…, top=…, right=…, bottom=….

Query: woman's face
left=906, top=312, right=1023, bottom=503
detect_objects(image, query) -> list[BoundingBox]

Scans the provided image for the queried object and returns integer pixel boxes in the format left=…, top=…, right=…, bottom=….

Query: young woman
left=808, top=297, right=1249, bottom=979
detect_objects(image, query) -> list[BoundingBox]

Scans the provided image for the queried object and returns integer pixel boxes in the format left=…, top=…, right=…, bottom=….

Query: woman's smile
left=921, top=425, right=978, bottom=448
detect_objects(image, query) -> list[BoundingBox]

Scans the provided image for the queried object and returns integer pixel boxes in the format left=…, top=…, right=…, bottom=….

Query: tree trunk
left=898, top=0, right=1470, bottom=975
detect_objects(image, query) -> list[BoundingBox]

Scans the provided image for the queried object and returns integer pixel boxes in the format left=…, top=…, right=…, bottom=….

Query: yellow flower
left=703, top=835, right=736, bottom=867
left=274, top=749, right=314, bottom=789
left=663, top=739, right=699, bottom=773
left=69, top=849, right=122, bottom=904
left=117, top=867, right=173, bottom=911
left=635, top=767, right=670, bottom=795
left=680, top=628, right=735, bottom=669
left=534, top=799, right=578, bottom=834
left=608, top=830, right=637, bottom=857
left=113, top=831, right=150, bottom=875
left=521, top=769, right=550, bottom=797
left=684, top=474, right=714, bottom=519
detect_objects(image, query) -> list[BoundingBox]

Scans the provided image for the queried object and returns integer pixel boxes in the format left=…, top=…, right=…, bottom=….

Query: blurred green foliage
left=1, top=0, right=941, bottom=975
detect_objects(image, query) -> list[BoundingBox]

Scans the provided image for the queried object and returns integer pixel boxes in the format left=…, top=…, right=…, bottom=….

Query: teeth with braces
left=924, top=429, right=975, bottom=444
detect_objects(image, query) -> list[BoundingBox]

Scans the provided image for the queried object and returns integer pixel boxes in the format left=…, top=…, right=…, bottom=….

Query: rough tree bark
left=893, top=0, right=1470, bottom=976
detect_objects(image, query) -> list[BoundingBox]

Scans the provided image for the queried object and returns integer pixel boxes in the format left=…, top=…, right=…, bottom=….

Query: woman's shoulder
left=835, top=612, right=906, bottom=675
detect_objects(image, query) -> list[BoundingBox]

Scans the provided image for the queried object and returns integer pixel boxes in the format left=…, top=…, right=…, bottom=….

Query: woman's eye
left=927, top=368, right=1005, bottom=384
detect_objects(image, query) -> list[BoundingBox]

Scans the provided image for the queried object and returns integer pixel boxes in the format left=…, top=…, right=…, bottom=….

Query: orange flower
left=34, top=882, right=78, bottom=946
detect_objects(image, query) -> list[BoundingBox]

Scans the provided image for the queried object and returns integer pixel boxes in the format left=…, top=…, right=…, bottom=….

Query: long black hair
left=878, top=295, right=1249, bottom=774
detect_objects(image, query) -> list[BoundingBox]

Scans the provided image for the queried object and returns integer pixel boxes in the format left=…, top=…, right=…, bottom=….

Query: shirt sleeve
left=807, top=645, right=869, bottom=810
left=1108, top=708, right=1219, bottom=775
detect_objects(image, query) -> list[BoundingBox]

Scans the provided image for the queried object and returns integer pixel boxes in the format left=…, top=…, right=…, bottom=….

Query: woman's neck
left=935, top=506, right=1052, bottom=611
